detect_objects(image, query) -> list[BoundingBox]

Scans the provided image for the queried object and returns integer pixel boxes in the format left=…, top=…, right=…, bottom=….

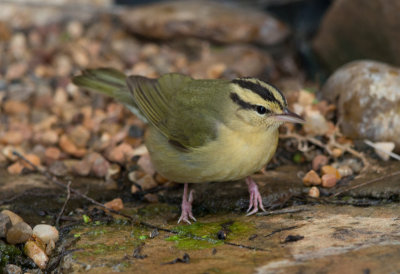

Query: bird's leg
left=178, top=183, right=196, bottom=224
left=246, top=176, right=266, bottom=216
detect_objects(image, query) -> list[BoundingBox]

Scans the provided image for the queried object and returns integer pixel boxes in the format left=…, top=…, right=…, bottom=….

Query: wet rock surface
left=321, top=60, right=400, bottom=151
left=313, top=0, right=400, bottom=71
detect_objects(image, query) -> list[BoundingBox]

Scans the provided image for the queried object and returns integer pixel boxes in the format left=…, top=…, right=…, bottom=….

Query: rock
left=337, top=165, right=353, bottom=178
left=303, top=109, right=331, bottom=136
left=144, top=193, right=159, bottom=203
left=106, top=143, right=134, bottom=164
left=3, top=264, right=22, bottom=274
left=138, top=154, right=156, bottom=176
left=104, top=198, right=124, bottom=212
left=308, top=186, right=320, bottom=198
left=106, top=164, right=121, bottom=181
left=302, top=170, right=321, bottom=186
left=48, top=161, right=68, bottom=176
left=3, top=100, right=29, bottom=115
left=7, top=162, right=24, bottom=175
left=331, top=148, right=343, bottom=158
left=313, top=0, right=400, bottom=71
left=121, top=0, right=289, bottom=46
left=91, top=154, right=110, bottom=178
left=0, top=131, right=24, bottom=145
left=24, top=238, right=48, bottom=270
left=32, top=224, right=59, bottom=244
left=0, top=213, right=12, bottom=238
left=371, top=142, right=395, bottom=161
left=136, top=174, right=158, bottom=191
left=131, top=184, right=140, bottom=194
left=321, top=165, right=341, bottom=180
left=46, top=239, right=56, bottom=255
left=321, top=174, right=337, bottom=188
left=73, top=158, right=91, bottom=176
left=36, top=130, right=59, bottom=145
left=6, top=222, right=32, bottom=244
left=320, top=61, right=400, bottom=151
left=20, top=154, right=41, bottom=170
left=66, top=20, right=83, bottom=39
left=1, top=210, right=23, bottom=225
left=312, top=155, right=329, bottom=171
left=44, top=147, right=61, bottom=165
left=59, top=134, right=87, bottom=158
left=68, top=125, right=90, bottom=148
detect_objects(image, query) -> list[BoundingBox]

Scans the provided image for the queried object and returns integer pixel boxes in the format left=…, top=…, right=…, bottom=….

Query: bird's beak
left=273, top=108, right=305, bottom=124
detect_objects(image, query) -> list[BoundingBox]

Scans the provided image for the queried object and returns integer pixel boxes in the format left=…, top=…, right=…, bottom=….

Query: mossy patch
left=0, top=242, right=22, bottom=268
left=166, top=220, right=254, bottom=250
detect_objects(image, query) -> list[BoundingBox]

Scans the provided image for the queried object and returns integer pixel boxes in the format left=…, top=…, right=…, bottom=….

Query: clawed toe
left=245, top=177, right=266, bottom=215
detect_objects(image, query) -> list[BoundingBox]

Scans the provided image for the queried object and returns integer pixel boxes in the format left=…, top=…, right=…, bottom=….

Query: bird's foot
left=246, top=176, right=266, bottom=216
left=178, top=183, right=196, bottom=224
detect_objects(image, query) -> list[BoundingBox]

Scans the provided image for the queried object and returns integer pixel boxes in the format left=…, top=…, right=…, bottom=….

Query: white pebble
left=33, top=224, right=59, bottom=244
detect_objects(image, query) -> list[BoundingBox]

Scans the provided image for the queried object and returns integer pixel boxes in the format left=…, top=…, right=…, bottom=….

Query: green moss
left=166, top=220, right=254, bottom=250
left=0, top=242, right=22, bottom=267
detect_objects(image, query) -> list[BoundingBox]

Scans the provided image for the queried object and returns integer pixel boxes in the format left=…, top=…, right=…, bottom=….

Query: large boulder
left=313, top=0, right=400, bottom=71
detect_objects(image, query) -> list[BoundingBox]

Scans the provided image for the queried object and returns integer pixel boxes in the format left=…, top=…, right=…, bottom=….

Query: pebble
left=0, top=213, right=12, bottom=238
left=6, top=222, right=33, bottom=244
left=128, top=170, right=145, bottom=183
left=106, top=164, right=121, bottom=181
left=155, top=173, right=169, bottom=184
left=24, top=238, right=48, bottom=270
left=91, top=154, right=110, bottom=178
left=1, top=210, right=24, bottom=225
left=0, top=131, right=24, bottom=145
left=321, top=165, right=341, bottom=179
left=20, top=154, right=41, bottom=170
left=308, top=186, right=320, bottom=198
left=48, top=161, right=68, bottom=176
left=68, top=125, right=91, bottom=148
left=107, top=144, right=128, bottom=164
left=136, top=174, right=158, bottom=191
left=104, top=198, right=124, bottom=212
left=131, top=184, right=140, bottom=194
left=3, top=100, right=29, bottom=115
left=331, top=148, right=343, bottom=158
left=138, top=153, right=156, bottom=176
left=44, top=147, right=61, bottom=164
left=321, top=174, right=337, bottom=188
left=46, top=239, right=56, bottom=255
left=3, top=264, right=22, bottom=274
left=337, top=165, right=353, bottom=178
left=2, top=146, right=24, bottom=161
left=372, top=142, right=395, bottom=161
left=144, top=193, right=159, bottom=203
left=32, top=224, right=59, bottom=244
left=7, top=162, right=24, bottom=175
left=302, top=170, right=321, bottom=186
left=312, top=154, right=329, bottom=171
left=59, top=134, right=87, bottom=158
left=38, top=130, right=59, bottom=145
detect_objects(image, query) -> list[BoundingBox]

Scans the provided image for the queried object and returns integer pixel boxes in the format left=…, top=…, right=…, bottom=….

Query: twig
left=331, top=170, right=400, bottom=197
left=56, top=181, right=72, bottom=228
left=264, top=225, right=299, bottom=238
left=256, top=207, right=308, bottom=216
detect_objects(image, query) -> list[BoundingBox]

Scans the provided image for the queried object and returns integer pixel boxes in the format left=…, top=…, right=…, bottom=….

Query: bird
left=72, top=68, right=304, bottom=224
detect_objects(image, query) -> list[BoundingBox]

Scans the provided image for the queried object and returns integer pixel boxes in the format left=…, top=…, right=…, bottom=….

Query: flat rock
left=320, top=60, right=400, bottom=151
left=121, top=0, right=289, bottom=46
left=313, top=0, right=400, bottom=71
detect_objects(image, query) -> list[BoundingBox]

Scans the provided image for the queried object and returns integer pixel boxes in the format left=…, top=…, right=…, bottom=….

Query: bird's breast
left=145, top=125, right=279, bottom=183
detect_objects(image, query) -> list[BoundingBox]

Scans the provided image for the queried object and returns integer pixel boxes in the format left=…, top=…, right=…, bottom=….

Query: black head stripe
left=230, top=92, right=254, bottom=110
left=231, top=79, right=286, bottom=109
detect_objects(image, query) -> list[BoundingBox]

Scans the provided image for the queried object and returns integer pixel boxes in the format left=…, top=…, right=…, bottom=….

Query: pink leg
left=246, top=177, right=266, bottom=216
left=178, top=183, right=196, bottom=224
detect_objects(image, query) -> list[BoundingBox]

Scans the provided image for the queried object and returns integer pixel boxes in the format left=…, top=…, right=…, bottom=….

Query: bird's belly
left=146, top=126, right=279, bottom=183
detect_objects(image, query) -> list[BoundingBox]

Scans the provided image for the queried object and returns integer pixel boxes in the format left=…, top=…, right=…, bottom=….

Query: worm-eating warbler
left=73, top=68, right=304, bottom=223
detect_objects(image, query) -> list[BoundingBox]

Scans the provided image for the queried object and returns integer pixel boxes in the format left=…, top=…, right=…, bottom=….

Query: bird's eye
left=256, top=105, right=267, bottom=115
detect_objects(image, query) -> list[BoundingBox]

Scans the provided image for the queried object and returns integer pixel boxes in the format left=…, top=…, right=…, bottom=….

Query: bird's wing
left=126, top=73, right=218, bottom=150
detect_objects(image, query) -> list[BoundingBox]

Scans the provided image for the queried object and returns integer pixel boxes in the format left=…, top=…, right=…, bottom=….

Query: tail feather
left=72, top=68, right=148, bottom=122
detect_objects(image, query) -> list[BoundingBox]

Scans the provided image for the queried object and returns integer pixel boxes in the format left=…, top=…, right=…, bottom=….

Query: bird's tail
left=72, top=68, right=147, bottom=122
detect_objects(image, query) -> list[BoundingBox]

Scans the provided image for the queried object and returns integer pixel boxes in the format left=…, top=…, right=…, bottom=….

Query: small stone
left=1, top=210, right=24, bottom=225
left=312, top=154, right=329, bottom=171
left=24, top=239, right=48, bottom=270
left=45, top=147, right=61, bottom=164
left=3, top=264, right=22, bottom=274
left=59, top=134, right=86, bottom=158
left=73, top=159, right=91, bottom=176
left=337, top=165, right=353, bottom=178
left=303, top=109, right=330, bottom=136
left=7, top=162, right=24, bottom=174
left=20, top=154, right=41, bottom=170
left=66, top=21, right=83, bottom=39
left=48, top=161, right=68, bottom=177
left=155, top=173, right=169, bottom=184
left=136, top=174, right=158, bottom=191
left=331, top=148, right=343, bottom=158
left=0, top=213, right=12, bottom=238
left=128, top=170, right=145, bottom=183
left=321, top=165, right=341, bottom=179
left=2, top=146, right=24, bottom=161
left=308, top=186, right=320, bottom=198
left=0, top=131, right=24, bottom=145
left=32, top=224, right=59, bottom=245
left=321, top=174, right=337, bottom=188
left=6, top=222, right=33, bottom=244
left=106, top=164, right=121, bottom=181
left=131, top=184, right=140, bottom=194
left=138, top=154, right=156, bottom=175
left=302, top=170, right=322, bottom=186
left=38, top=130, right=59, bottom=145
left=107, top=144, right=126, bottom=164
left=104, top=198, right=124, bottom=211
left=3, top=100, right=29, bottom=115
left=373, top=142, right=395, bottom=161
left=46, top=239, right=56, bottom=255
left=91, top=154, right=110, bottom=178
left=144, top=193, right=159, bottom=203
left=68, top=125, right=90, bottom=148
